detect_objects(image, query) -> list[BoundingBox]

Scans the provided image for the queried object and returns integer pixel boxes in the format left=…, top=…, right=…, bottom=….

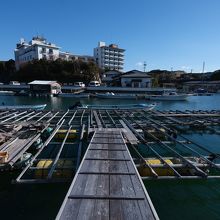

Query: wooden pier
left=56, top=129, right=159, bottom=220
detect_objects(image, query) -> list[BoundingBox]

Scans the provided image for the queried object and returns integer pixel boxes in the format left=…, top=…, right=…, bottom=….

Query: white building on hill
left=14, top=36, right=60, bottom=70
left=14, top=36, right=94, bottom=70
left=94, top=41, right=125, bottom=71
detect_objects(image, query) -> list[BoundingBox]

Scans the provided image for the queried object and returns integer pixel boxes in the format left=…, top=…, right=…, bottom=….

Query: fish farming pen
left=0, top=108, right=220, bottom=218
left=0, top=109, right=219, bottom=180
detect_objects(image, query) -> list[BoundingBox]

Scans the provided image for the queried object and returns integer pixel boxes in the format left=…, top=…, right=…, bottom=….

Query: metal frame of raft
left=15, top=110, right=88, bottom=184
left=0, top=108, right=219, bottom=220
left=0, top=108, right=219, bottom=182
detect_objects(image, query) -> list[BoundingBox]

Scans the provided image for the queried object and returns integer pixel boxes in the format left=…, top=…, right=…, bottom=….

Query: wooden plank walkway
left=56, top=129, right=159, bottom=220
left=119, top=120, right=138, bottom=145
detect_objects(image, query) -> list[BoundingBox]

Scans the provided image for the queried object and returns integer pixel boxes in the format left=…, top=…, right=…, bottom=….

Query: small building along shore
left=28, top=80, right=61, bottom=95
left=101, top=70, right=122, bottom=86
left=120, top=70, right=152, bottom=88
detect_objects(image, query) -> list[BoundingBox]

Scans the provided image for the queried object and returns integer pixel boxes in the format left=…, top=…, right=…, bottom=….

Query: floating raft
left=56, top=129, right=159, bottom=220
left=0, top=108, right=219, bottom=219
left=0, top=123, right=47, bottom=169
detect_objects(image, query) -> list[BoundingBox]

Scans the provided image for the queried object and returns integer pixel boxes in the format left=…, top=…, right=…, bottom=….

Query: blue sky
left=1, top=0, right=220, bottom=72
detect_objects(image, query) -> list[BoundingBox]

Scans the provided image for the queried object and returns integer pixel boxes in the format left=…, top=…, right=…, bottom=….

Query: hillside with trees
left=0, top=59, right=100, bottom=83
left=210, top=70, right=220, bottom=80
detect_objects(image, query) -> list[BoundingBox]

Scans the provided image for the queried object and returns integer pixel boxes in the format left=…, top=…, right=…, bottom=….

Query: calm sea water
left=0, top=94, right=220, bottom=220
left=1, top=93, right=220, bottom=111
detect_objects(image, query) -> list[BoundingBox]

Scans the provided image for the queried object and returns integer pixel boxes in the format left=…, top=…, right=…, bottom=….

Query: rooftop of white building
left=28, top=80, right=58, bottom=85
left=96, top=41, right=125, bottom=52
left=16, top=36, right=60, bottom=49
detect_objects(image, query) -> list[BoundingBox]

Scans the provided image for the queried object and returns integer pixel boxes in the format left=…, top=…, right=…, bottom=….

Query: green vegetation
left=0, top=59, right=100, bottom=83
left=0, top=59, right=220, bottom=84
left=0, top=59, right=15, bottom=82
left=151, top=75, right=159, bottom=87
left=211, top=70, right=220, bottom=80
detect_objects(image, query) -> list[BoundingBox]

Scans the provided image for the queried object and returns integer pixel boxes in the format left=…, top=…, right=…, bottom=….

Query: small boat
left=58, top=93, right=89, bottom=98
left=0, top=104, right=47, bottom=110
left=0, top=91, right=15, bottom=96
left=95, top=92, right=140, bottom=99
left=15, top=90, right=29, bottom=96
left=195, top=88, right=207, bottom=94
left=148, top=92, right=189, bottom=101
left=193, top=89, right=213, bottom=96
left=78, top=103, right=156, bottom=110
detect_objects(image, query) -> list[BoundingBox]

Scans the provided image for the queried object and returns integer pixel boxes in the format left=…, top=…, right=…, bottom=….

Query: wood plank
left=119, top=120, right=138, bottom=144
left=68, top=195, right=145, bottom=200
left=93, top=111, right=102, bottom=128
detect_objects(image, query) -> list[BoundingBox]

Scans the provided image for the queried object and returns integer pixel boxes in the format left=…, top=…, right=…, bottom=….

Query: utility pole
left=202, top=61, right=205, bottom=73
left=202, top=61, right=205, bottom=82
left=170, top=67, right=173, bottom=83
left=143, top=61, right=147, bottom=72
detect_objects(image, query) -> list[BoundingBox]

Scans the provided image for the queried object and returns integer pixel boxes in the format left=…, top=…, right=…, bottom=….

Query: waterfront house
left=28, top=80, right=61, bottom=95
left=101, top=70, right=122, bottom=86
left=120, top=70, right=152, bottom=88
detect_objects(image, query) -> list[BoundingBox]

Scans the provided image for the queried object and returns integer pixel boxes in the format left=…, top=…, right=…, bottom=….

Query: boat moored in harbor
left=57, top=93, right=89, bottom=98
left=147, top=92, right=190, bottom=101
left=77, top=103, right=156, bottom=110
left=95, top=92, right=142, bottom=99
left=0, top=91, right=15, bottom=96
left=0, top=104, right=47, bottom=110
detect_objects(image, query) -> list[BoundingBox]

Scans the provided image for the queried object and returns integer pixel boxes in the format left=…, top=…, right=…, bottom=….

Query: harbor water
left=0, top=94, right=220, bottom=220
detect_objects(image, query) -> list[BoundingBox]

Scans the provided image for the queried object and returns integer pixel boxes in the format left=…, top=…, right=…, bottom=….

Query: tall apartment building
left=14, top=36, right=94, bottom=70
left=94, top=42, right=125, bottom=71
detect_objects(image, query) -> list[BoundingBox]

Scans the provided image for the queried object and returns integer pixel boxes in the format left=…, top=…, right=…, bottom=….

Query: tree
left=0, top=59, right=15, bottom=82
left=151, top=75, right=159, bottom=87
left=12, top=59, right=100, bottom=83
left=211, top=70, right=220, bottom=80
